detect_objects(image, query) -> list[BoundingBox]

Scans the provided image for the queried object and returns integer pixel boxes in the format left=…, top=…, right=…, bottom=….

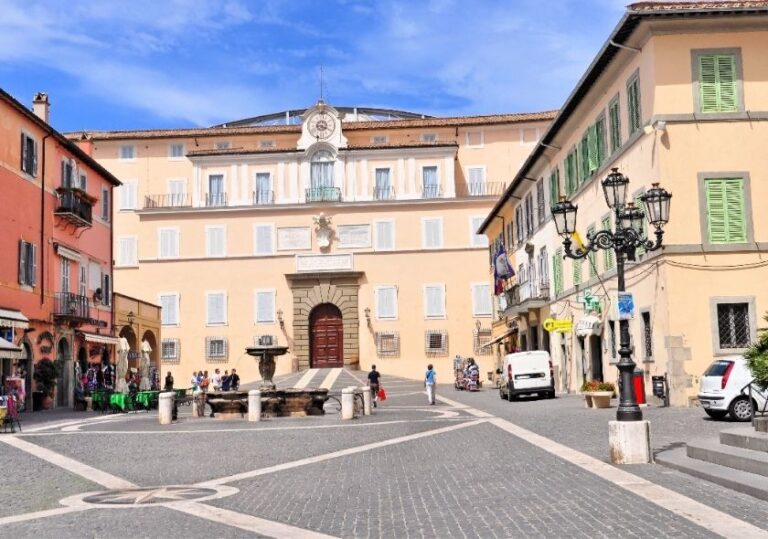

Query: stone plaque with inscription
left=296, top=254, right=354, bottom=272
left=337, top=225, right=371, bottom=248
left=277, top=227, right=311, bottom=251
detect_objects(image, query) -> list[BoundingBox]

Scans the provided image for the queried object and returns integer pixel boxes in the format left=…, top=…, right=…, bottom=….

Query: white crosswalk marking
left=294, top=368, right=319, bottom=388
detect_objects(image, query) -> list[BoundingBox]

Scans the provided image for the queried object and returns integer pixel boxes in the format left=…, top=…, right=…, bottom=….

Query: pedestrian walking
left=368, top=364, right=381, bottom=408
left=425, top=364, right=437, bottom=405
left=164, top=371, right=174, bottom=391
left=230, top=369, right=240, bottom=390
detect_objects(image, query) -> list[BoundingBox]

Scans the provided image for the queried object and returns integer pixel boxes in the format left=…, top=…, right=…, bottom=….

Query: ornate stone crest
left=313, top=213, right=334, bottom=251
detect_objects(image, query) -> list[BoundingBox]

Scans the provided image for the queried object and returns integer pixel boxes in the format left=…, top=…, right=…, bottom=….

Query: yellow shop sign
left=543, top=318, right=573, bottom=333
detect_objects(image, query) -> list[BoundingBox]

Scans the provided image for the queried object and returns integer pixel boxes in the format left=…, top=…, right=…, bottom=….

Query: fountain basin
left=206, top=388, right=329, bottom=418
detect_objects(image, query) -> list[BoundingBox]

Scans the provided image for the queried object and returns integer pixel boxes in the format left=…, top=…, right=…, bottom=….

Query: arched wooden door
left=310, top=303, right=343, bottom=368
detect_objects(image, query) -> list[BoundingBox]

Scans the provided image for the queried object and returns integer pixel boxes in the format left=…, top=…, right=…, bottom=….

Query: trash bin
left=633, top=368, right=646, bottom=405
left=652, top=375, right=669, bottom=406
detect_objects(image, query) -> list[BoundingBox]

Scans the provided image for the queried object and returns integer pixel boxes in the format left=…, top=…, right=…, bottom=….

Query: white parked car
left=499, top=350, right=555, bottom=401
left=698, top=355, right=767, bottom=421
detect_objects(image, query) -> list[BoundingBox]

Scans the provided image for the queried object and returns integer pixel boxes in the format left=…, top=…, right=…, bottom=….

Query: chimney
left=32, top=92, right=50, bottom=123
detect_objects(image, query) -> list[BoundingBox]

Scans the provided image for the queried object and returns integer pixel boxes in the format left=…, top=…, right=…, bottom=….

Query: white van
left=499, top=350, right=555, bottom=401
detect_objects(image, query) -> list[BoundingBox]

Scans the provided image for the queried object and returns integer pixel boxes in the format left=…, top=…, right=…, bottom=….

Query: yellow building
left=71, top=104, right=554, bottom=383
left=481, top=1, right=768, bottom=406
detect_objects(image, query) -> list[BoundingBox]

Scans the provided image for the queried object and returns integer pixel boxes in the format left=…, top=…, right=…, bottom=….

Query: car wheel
left=728, top=396, right=753, bottom=422
left=507, top=383, right=515, bottom=402
left=546, top=391, right=556, bottom=399
left=499, top=388, right=506, bottom=400
left=704, top=409, right=728, bottom=419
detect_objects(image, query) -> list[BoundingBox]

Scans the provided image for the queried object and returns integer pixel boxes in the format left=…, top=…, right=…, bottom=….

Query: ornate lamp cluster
left=551, top=168, right=672, bottom=260
left=550, top=168, right=672, bottom=422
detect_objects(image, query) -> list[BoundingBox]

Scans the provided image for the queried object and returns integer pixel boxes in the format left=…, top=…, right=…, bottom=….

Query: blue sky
left=0, top=0, right=629, bottom=132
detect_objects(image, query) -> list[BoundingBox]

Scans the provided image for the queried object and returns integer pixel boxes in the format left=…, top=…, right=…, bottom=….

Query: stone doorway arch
left=287, top=272, right=362, bottom=371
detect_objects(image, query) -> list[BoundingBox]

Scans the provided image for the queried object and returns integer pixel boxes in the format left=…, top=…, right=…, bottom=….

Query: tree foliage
left=745, top=313, right=768, bottom=389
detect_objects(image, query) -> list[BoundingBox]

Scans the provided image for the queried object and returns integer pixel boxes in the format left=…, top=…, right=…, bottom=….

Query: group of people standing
left=367, top=364, right=438, bottom=406
left=163, top=369, right=240, bottom=392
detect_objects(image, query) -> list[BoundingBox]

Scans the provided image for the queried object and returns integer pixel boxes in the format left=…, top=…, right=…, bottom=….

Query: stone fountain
left=205, top=343, right=329, bottom=419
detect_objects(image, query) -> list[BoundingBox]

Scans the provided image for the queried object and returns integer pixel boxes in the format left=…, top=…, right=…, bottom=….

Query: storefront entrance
left=309, top=304, right=343, bottom=368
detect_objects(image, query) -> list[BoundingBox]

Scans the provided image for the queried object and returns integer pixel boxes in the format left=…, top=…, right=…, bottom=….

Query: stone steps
left=656, top=424, right=768, bottom=501
left=656, top=447, right=768, bottom=502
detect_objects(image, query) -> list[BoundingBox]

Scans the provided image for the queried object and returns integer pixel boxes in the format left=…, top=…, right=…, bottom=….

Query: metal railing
left=373, top=186, right=395, bottom=201
left=54, top=292, right=90, bottom=320
left=206, top=193, right=228, bottom=207
left=144, top=194, right=191, bottom=209
left=54, top=188, right=93, bottom=226
left=742, top=379, right=768, bottom=416
left=253, top=190, right=275, bottom=205
left=306, top=187, right=341, bottom=203
left=421, top=185, right=442, bottom=199
left=456, top=181, right=506, bottom=197
left=518, top=280, right=550, bottom=303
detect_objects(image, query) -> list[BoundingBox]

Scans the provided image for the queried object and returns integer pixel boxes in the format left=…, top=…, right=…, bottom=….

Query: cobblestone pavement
left=1, top=369, right=766, bottom=538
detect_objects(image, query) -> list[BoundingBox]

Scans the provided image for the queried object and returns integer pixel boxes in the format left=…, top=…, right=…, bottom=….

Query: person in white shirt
left=211, top=368, right=223, bottom=391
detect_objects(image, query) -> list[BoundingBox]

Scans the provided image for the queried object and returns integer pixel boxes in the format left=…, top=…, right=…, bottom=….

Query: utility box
left=652, top=375, right=669, bottom=407
left=633, top=368, right=646, bottom=406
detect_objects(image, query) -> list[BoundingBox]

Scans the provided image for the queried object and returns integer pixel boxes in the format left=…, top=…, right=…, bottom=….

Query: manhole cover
left=82, top=486, right=218, bottom=505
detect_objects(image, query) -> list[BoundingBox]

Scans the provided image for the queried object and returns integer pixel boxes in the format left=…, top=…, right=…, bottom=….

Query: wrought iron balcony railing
left=306, top=187, right=341, bottom=203
left=206, top=193, right=228, bottom=207
left=373, top=186, right=395, bottom=200
left=421, top=185, right=442, bottom=199
left=54, top=188, right=93, bottom=227
left=54, top=292, right=90, bottom=320
left=144, top=193, right=191, bottom=209
left=456, top=181, right=507, bottom=197
left=253, top=190, right=275, bottom=205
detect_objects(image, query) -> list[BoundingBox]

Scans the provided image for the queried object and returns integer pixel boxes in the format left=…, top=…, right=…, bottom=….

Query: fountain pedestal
left=245, top=345, right=289, bottom=390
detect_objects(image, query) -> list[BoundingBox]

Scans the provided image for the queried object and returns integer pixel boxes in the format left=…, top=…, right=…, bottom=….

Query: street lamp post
left=551, top=168, right=671, bottom=423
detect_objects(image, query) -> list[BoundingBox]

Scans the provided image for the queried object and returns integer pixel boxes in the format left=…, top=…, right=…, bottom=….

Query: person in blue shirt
left=425, top=364, right=437, bottom=405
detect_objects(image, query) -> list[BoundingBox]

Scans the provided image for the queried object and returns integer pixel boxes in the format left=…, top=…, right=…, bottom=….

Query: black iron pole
left=615, top=240, right=642, bottom=421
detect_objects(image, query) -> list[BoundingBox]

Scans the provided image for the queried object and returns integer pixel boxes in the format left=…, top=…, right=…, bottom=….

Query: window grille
left=642, top=312, right=653, bottom=359
left=425, top=330, right=448, bottom=356
left=717, top=303, right=750, bottom=349
left=255, top=335, right=275, bottom=346
left=206, top=336, right=228, bottom=361
left=375, top=332, right=400, bottom=358
left=161, top=338, right=180, bottom=362
left=473, top=328, right=492, bottom=355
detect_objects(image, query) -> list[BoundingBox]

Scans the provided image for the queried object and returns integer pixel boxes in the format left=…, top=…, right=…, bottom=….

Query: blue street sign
left=617, top=292, right=635, bottom=320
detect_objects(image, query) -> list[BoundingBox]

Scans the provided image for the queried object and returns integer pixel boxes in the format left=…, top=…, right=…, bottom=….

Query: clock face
left=308, top=112, right=335, bottom=139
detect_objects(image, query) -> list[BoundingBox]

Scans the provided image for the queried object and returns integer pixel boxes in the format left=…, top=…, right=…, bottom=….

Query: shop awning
left=78, top=332, right=120, bottom=345
left=575, top=315, right=603, bottom=337
left=0, top=308, right=29, bottom=330
left=482, top=327, right=515, bottom=348
left=0, top=337, right=24, bottom=359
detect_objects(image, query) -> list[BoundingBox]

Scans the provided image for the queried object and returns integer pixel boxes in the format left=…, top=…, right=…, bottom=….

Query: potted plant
left=581, top=380, right=616, bottom=409
left=33, top=358, right=61, bottom=410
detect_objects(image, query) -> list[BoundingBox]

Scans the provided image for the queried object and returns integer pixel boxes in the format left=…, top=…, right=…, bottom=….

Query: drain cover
left=82, top=486, right=218, bottom=505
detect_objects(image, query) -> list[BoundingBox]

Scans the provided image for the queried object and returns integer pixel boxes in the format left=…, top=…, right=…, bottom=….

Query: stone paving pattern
left=3, top=370, right=767, bottom=538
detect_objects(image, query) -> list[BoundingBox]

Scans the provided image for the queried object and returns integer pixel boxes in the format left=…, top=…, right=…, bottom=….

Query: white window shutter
left=254, top=225, right=273, bottom=254
left=471, top=216, right=489, bottom=247
left=468, top=167, right=485, bottom=184
left=376, top=221, right=393, bottom=250
left=423, top=219, right=441, bottom=248
left=473, top=284, right=491, bottom=316
left=376, top=287, right=397, bottom=319
left=256, top=291, right=274, bottom=322
left=425, top=285, right=445, bottom=317
left=207, top=227, right=225, bottom=257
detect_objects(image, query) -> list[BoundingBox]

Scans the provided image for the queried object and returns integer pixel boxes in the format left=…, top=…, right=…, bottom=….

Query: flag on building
left=494, top=243, right=514, bottom=295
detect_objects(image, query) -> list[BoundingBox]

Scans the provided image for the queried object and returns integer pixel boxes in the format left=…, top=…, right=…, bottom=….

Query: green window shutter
left=724, top=179, right=746, bottom=242
left=572, top=257, right=582, bottom=287
left=706, top=180, right=727, bottom=243
left=553, top=252, right=563, bottom=296
left=587, top=225, right=597, bottom=277
left=602, top=216, right=614, bottom=270
left=549, top=168, right=560, bottom=207
left=699, top=54, right=738, bottom=113
left=565, top=153, right=575, bottom=195
left=595, top=117, right=606, bottom=165
left=706, top=178, right=746, bottom=244
left=587, top=125, right=598, bottom=173
left=699, top=55, right=719, bottom=113
left=579, top=136, right=589, bottom=183
left=627, top=77, right=641, bottom=134
left=609, top=101, right=621, bottom=152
